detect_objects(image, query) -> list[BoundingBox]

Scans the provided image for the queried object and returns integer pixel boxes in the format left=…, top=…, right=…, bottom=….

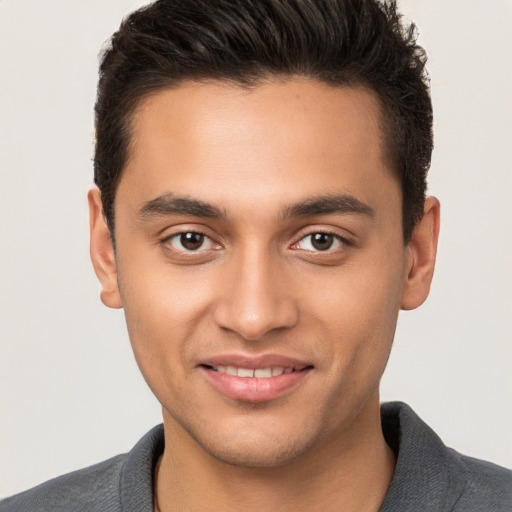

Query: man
left=2, top=0, right=510, bottom=510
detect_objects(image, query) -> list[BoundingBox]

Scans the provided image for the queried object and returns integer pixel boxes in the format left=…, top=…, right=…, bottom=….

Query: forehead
left=120, top=79, right=397, bottom=215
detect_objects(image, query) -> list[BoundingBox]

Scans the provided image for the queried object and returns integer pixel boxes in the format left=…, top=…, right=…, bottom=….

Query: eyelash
left=293, top=231, right=351, bottom=252
left=160, top=229, right=351, bottom=255
left=161, top=230, right=218, bottom=253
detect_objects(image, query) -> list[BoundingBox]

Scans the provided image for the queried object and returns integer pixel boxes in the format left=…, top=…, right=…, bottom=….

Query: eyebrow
left=138, top=193, right=374, bottom=222
left=281, top=194, right=374, bottom=219
left=138, top=193, right=226, bottom=219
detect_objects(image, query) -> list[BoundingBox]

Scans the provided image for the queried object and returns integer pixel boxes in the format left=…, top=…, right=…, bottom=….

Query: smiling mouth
left=199, top=357, right=314, bottom=402
left=203, top=365, right=311, bottom=378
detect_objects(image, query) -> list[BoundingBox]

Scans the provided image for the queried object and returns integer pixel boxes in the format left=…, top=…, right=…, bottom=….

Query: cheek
left=116, top=258, right=215, bottom=384
left=305, top=249, right=406, bottom=371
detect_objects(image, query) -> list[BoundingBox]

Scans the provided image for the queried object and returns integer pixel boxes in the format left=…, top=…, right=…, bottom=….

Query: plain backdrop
left=1, top=0, right=511, bottom=498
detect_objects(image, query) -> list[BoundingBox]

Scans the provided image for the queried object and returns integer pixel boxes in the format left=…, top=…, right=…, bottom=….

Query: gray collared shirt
left=2, top=402, right=511, bottom=511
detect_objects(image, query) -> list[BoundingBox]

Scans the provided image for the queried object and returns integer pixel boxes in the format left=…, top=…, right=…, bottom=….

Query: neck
left=154, top=398, right=395, bottom=512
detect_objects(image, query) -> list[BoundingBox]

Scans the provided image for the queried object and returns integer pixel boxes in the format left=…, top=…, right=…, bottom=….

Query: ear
left=88, top=188, right=123, bottom=309
left=401, top=196, right=440, bottom=310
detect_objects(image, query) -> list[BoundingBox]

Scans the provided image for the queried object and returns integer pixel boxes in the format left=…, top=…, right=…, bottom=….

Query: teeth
left=237, top=368, right=255, bottom=378
left=211, top=366, right=295, bottom=378
left=254, top=368, right=272, bottom=378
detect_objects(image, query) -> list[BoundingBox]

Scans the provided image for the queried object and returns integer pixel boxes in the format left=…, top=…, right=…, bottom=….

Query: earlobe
left=88, top=188, right=123, bottom=309
left=401, top=196, right=440, bottom=310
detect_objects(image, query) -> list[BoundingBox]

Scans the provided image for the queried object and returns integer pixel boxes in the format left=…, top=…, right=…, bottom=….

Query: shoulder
left=1, top=424, right=164, bottom=512
left=381, top=402, right=512, bottom=512
left=0, top=454, right=127, bottom=512
left=445, top=449, right=512, bottom=511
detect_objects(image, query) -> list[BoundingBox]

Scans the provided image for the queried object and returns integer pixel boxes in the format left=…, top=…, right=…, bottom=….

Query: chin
left=189, top=422, right=319, bottom=468
left=161, top=392, right=330, bottom=468
left=205, top=440, right=310, bottom=468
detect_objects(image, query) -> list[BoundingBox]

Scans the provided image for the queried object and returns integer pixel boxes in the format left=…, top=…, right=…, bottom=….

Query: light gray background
left=1, top=0, right=511, bottom=498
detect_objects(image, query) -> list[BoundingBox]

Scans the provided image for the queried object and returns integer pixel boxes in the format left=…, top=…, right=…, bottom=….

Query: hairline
left=106, top=75, right=404, bottom=240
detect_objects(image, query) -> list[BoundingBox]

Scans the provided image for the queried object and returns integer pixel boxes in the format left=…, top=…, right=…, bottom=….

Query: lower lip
left=200, top=367, right=312, bottom=402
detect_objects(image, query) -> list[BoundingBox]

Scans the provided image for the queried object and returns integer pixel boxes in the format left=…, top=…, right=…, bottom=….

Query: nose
left=213, top=249, right=299, bottom=341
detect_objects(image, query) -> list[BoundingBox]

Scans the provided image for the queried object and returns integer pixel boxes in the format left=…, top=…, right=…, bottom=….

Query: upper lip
left=199, top=353, right=313, bottom=370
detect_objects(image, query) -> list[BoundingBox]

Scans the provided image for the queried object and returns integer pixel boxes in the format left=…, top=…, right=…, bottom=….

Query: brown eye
left=179, top=232, right=205, bottom=250
left=294, top=232, right=344, bottom=252
left=164, top=231, right=220, bottom=257
left=311, top=233, right=334, bottom=251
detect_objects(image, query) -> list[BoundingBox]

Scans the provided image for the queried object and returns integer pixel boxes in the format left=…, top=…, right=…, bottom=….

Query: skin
left=89, top=79, right=440, bottom=511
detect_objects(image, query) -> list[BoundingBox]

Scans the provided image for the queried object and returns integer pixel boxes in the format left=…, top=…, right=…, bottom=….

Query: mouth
left=203, top=364, right=309, bottom=378
left=199, top=357, right=313, bottom=402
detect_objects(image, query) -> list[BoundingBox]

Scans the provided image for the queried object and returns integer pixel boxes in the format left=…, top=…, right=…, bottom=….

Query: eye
left=294, top=232, right=344, bottom=252
left=165, top=232, right=217, bottom=252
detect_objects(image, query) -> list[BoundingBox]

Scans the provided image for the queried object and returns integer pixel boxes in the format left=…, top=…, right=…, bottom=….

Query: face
left=90, top=79, right=438, bottom=468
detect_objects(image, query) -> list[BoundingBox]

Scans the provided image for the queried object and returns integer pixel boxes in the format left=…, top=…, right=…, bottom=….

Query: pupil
left=311, top=233, right=333, bottom=251
left=181, top=232, right=204, bottom=250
